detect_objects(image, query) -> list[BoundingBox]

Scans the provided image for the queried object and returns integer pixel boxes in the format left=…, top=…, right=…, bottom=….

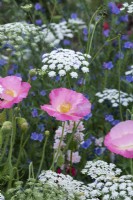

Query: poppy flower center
left=5, top=89, right=16, bottom=97
left=59, top=103, right=71, bottom=113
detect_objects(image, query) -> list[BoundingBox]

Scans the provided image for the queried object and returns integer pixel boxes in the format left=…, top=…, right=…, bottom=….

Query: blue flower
left=108, top=2, right=120, bottom=14
left=31, top=108, right=38, bottom=117
left=105, top=114, right=114, bottom=122
left=81, top=139, right=92, bottom=149
left=111, top=120, right=120, bottom=126
left=63, top=39, right=71, bottom=45
left=94, top=147, right=105, bottom=156
left=124, top=42, right=133, bottom=49
left=121, top=35, right=128, bottom=40
left=83, top=28, right=88, bottom=36
left=126, top=75, right=133, bottom=83
left=71, top=13, right=78, bottom=19
left=31, top=76, right=37, bottom=81
left=38, top=124, right=45, bottom=132
left=31, top=132, right=44, bottom=142
left=0, top=59, right=7, bottom=66
left=118, top=15, right=128, bottom=23
left=84, top=113, right=92, bottom=120
left=35, top=19, right=43, bottom=26
left=103, top=61, right=114, bottom=70
left=77, top=78, right=86, bottom=86
left=35, top=3, right=42, bottom=11
left=103, top=29, right=110, bottom=37
left=115, top=52, right=124, bottom=60
left=40, top=90, right=46, bottom=96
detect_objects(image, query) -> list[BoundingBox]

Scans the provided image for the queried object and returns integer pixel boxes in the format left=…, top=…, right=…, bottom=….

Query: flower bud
left=1, top=121, right=12, bottom=134
left=17, top=117, right=29, bottom=132
left=44, top=130, right=50, bottom=136
left=29, top=69, right=37, bottom=77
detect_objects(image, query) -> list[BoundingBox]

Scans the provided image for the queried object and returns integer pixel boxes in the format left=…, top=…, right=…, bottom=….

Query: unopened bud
left=1, top=121, right=12, bottom=134
left=29, top=69, right=37, bottom=77
left=17, top=117, right=29, bottom=132
left=44, top=130, right=50, bottom=136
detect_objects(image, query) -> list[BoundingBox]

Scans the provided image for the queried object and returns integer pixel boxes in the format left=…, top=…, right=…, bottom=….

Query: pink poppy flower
left=41, top=88, right=91, bottom=121
left=0, top=76, right=31, bottom=109
left=104, top=120, right=133, bottom=158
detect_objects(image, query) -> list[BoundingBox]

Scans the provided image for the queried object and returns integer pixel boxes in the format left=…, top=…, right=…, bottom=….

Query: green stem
left=37, top=135, right=49, bottom=177
left=7, top=109, right=16, bottom=189
left=15, top=133, right=24, bottom=168
left=130, top=159, right=133, bottom=175
left=63, top=121, right=80, bottom=154
left=50, top=122, right=65, bottom=170
left=118, top=36, right=123, bottom=121
left=86, top=6, right=102, bottom=54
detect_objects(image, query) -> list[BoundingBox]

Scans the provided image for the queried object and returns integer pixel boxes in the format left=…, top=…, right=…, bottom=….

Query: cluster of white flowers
left=125, top=65, right=133, bottom=77
left=95, top=88, right=133, bottom=107
left=0, top=193, right=5, bottom=200
left=68, top=18, right=86, bottom=31
left=38, top=170, right=100, bottom=200
left=82, top=160, right=133, bottom=200
left=0, top=22, right=41, bottom=48
left=81, top=160, right=122, bottom=181
left=120, top=2, right=133, bottom=13
left=88, top=174, right=133, bottom=200
left=41, top=48, right=91, bottom=78
left=40, top=21, right=73, bottom=47
left=0, top=18, right=87, bottom=50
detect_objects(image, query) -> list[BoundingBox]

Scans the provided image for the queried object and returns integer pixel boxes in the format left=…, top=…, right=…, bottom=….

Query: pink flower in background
left=0, top=76, right=31, bottom=109
left=41, top=88, right=91, bottom=121
left=67, top=150, right=81, bottom=163
left=104, top=120, right=133, bottom=158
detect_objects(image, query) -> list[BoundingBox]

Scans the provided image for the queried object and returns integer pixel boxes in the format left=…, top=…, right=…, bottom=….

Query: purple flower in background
left=38, top=124, right=45, bottom=132
left=31, top=76, right=37, bottom=81
left=115, top=52, right=124, bottom=60
left=77, top=78, right=86, bottom=86
left=105, top=114, right=114, bottom=122
left=121, top=35, right=129, bottom=40
left=35, top=3, right=42, bottom=11
left=31, top=108, right=38, bottom=117
left=118, top=15, right=128, bottom=23
left=40, top=90, right=46, bottom=96
left=103, top=61, right=114, bottom=70
left=103, top=29, right=110, bottom=37
left=35, top=19, right=43, bottom=26
left=31, top=132, right=44, bottom=142
left=95, top=147, right=105, bottom=156
left=83, top=28, right=88, bottom=36
left=108, top=2, right=120, bottom=14
left=111, top=119, right=120, bottom=126
left=71, top=13, right=78, bottom=19
left=84, top=113, right=92, bottom=120
left=81, top=139, right=92, bottom=149
left=126, top=75, right=133, bottom=83
left=15, top=73, right=22, bottom=78
left=63, top=39, right=71, bottom=45
left=124, top=42, right=133, bottom=49
left=0, top=59, right=7, bottom=66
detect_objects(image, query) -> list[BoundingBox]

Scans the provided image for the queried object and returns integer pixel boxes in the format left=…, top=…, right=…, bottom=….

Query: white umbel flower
left=70, top=71, right=78, bottom=78
left=96, top=88, right=133, bottom=107
left=40, top=48, right=91, bottom=79
left=48, top=71, right=56, bottom=77
left=120, top=2, right=133, bottom=13
left=38, top=170, right=101, bottom=200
